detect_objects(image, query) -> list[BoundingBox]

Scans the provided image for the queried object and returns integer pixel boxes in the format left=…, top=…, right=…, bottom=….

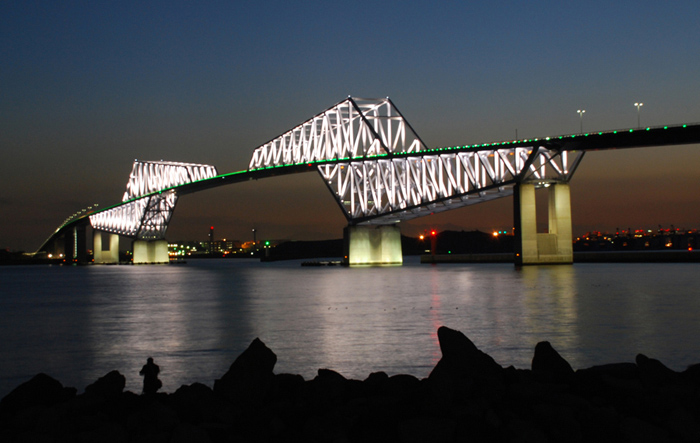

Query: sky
left=2, top=0, right=700, bottom=251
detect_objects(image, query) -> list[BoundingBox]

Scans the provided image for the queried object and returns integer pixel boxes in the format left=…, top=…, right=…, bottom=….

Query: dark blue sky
left=2, top=1, right=700, bottom=251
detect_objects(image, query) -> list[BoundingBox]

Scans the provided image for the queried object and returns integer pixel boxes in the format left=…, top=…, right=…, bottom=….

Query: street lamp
left=577, top=109, right=585, bottom=133
left=634, top=102, right=643, bottom=128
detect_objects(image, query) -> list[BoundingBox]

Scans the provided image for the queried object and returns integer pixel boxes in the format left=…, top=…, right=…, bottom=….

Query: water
left=1, top=257, right=699, bottom=398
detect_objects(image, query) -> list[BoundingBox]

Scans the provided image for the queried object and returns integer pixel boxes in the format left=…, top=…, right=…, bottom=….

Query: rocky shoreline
left=2, top=326, right=699, bottom=442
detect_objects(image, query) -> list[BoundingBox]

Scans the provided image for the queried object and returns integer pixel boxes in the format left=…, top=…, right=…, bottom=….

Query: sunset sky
left=2, top=1, right=700, bottom=251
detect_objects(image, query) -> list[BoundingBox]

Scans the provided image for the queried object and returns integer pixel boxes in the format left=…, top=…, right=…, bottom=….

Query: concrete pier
left=344, top=225, right=402, bottom=266
left=93, top=232, right=119, bottom=264
left=514, top=182, right=573, bottom=265
left=133, top=240, right=169, bottom=264
left=63, top=224, right=87, bottom=263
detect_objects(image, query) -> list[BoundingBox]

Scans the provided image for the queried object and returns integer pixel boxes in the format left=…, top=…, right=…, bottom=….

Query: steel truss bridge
left=38, top=97, right=700, bottom=264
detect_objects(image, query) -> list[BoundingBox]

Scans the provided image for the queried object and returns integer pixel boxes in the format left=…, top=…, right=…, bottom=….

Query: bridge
left=37, top=97, right=700, bottom=266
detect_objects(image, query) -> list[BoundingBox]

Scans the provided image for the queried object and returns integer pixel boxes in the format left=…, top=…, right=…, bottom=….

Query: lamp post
left=634, top=102, right=643, bottom=128
left=577, top=109, right=585, bottom=133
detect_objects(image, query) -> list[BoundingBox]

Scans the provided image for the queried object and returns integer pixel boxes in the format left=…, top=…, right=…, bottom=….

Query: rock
left=532, top=341, right=574, bottom=383
left=636, top=354, right=677, bottom=388
left=398, top=416, right=456, bottom=443
left=680, top=362, right=700, bottom=386
left=428, top=326, right=503, bottom=381
left=386, top=374, right=421, bottom=398
left=619, top=416, right=671, bottom=443
left=364, top=371, right=389, bottom=385
left=213, top=337, right=277, bottom=406
left=126, top=399, right=179, bottom=436
left=271, top=373, right=305, bottom=403
left=310, top=368, right=348, bottom=407
left=0, top=373, right=75, bottom=416
left=84, top=370, right=126, bottom=398
left=577, top=362, right=639, bottom=379
left=665, top=407, right=700, bottom=442
left=169, top=422, right=213, bottom=443
left=171, top=382, right=219, bottom=424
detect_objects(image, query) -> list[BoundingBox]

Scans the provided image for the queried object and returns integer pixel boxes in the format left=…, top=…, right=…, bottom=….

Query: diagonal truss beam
left=318, top=146, right=584, bottom=224
left=89, top=160, right=217, bottom=239
left=248, top=97, right=427, bottom=169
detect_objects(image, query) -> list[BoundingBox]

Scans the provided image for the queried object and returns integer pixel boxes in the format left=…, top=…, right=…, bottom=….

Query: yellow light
left=493, top=232, right=499, bottom=237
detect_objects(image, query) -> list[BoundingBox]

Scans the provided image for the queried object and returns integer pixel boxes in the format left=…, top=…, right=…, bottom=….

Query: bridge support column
left=344, top=225, right=402, bottom=266
left=514, top=183, right=573, bottom=265
left=133, top=240, right=169, bottom=264
left=93, top=232, right=120, bottom=264
left=63, top=224, right=88, bottom=264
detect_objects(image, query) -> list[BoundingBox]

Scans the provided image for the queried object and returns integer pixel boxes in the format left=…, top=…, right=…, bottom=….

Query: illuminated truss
left=319, top=146, right=584, bottom=224
left=89, top=190, right=177, bottom=239
left=249, top=97, right=426, bottom=169
left=90, top=160, right=217, bottom=239
left=123, top=160, right=218, bottom=200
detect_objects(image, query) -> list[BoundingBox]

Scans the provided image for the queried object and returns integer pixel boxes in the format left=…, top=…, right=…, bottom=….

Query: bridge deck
left=37, top=122, right=700, bottom=253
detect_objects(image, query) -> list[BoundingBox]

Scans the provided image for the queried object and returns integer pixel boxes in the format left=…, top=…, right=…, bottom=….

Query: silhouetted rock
left=0, top=373, right=75, bottom=416
left=636, top=353, right=678, bottom=388
left=171, top=382, right=219, bottom=424
left=531, top=341, right=574, bottom=383
left=84, top=370, right=126, bottom=398
left=2, top=327, right=700, bottom=442
left=577, top=362, right=639, bottom=379
left=213, top=337, right=277, bottom=406
left=429, top=325, right=503, bottom=381
left=308, top=368, right=349, bottom=410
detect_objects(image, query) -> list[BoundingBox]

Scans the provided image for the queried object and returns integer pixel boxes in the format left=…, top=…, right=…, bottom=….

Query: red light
left=210, top=226, right=214, bottom=230
left=431, top=230, right=436, bottom=236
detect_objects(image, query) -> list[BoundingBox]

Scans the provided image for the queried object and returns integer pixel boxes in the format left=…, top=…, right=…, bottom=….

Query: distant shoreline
left=422, top=250, right=700, bottom=264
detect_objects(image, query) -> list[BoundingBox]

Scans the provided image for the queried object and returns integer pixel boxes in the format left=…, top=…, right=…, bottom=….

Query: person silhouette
left=139, top=357, right=162, bottom=394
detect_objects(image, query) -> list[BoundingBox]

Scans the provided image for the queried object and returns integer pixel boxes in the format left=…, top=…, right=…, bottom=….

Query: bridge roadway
left=185, top=121, right=700, bottom=192
left=39, top=121, right=700, bottom=265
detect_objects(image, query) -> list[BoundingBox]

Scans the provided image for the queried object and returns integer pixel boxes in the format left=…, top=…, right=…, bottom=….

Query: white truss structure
left=89, top=161, right=217, bottom=239
left=249, top=97, right=426, bottom=169
left=85, top=99, right=585, bottom=242
left=319, top=146, right=584, bottom=224
left=123, top=160, right=218, bottom=200
left=247, top=97, right=583, bottom=224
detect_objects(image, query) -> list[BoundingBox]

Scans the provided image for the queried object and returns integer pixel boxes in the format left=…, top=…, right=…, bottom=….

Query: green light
left=664, top=126, right=668, bottom=129
left=629, top=129, right=634, bottom=133
left=646, top=127, right=650, bottom=131
left=265, top=241, right=270, bottom=246
left=683, top=124, right=687, bottom=128
left=613, top=131, right=617, bottom=134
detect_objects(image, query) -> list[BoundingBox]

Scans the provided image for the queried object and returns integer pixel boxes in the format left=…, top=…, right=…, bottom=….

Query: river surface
left=1, top=257, right=699, bottom=397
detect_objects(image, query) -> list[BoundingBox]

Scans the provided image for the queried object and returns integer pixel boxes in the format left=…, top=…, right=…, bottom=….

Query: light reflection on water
left=1, top=258, right=699, bottom=397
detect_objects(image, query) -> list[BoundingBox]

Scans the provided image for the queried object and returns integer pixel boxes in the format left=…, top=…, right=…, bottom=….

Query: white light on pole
left=577, top=110, right=585, bottom=133
left=634, top=102, right=643, bottom=128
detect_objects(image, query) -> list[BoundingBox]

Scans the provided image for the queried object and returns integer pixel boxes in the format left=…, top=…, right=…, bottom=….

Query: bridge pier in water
left=132, top=240, right=169, bottom=264
left=93, top=232, right=120, bottom=264
left=344, top=225, right=402, bottom=266
left=63, top=224, right=88, bottom=264
left=514, top=182, right=573, bottom=265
